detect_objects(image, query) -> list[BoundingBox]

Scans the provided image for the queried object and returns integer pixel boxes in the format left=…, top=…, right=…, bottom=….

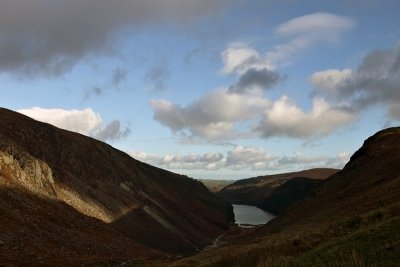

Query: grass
left=292, top=217, right=400, bottom=267
left=170, top=203, right=400, bottom=267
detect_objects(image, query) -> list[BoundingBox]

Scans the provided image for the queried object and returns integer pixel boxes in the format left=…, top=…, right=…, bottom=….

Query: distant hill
left=171, top=127, right=400, bottom=267
left=0, top=108, right=233, bottom=265
left=199, top=179, right=234, bottom=193
left=217, top=168, right=338, bottom=207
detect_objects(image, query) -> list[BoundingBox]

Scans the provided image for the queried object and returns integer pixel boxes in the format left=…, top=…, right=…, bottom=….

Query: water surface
left=233, top=204, right=275, bottom=227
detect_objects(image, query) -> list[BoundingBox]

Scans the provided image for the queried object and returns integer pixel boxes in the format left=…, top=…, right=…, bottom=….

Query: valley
left=1, top=108, right=400, bottom=266
left=171, top=127, right=400, bottom=266
left=1, top=1, right=400, bottom=266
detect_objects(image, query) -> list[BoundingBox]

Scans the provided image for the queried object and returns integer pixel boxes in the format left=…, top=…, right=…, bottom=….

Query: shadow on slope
left=0, top=184, right=163, bottom=267
left=258, top=177, right=325, bottom=215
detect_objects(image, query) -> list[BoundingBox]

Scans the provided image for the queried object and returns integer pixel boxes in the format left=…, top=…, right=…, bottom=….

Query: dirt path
left=203, top=233, right=227, bottom=251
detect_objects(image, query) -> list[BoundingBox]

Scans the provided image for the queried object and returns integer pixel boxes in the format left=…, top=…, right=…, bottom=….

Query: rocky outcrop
left=0, top=145, right=56, bottom=196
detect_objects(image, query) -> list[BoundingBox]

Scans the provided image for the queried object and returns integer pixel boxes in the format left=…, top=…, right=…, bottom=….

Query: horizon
left=1, top=0, right=400, bottom=180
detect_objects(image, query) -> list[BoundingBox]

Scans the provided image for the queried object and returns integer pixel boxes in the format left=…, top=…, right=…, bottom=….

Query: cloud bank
left=0, top=0, right=226, bottom=77
left=130, top=147, right=350, bottom=172
left=256, top=96, right=355, bottom=138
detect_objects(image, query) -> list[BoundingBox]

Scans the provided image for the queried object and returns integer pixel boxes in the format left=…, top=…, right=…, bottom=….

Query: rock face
left=217, top=168, right=337, bottom=207
left=0, top=108, right=233, bottom=264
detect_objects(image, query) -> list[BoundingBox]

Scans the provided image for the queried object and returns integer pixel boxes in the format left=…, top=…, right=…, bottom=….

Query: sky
left=1, top=0, right=400, bottom=180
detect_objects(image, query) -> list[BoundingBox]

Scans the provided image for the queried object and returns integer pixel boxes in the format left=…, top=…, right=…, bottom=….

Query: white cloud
left=151, top=13, right=357, bottom=141
left=150, top=89, right=270, bottom=140
left=226, top=146, right=274, bottom=170
left=150, top=90, right=355, bottom=142
left=275, top=12, right=355, bottom=40
left=149, top=99, right=186, bottom=132
left=325, top=152, right=351, bottom=169
left=267, top=12, right=355, bottom=66
left=130, top=151, right=226, bottom=171
left=220, top=12, right=354, bottom=85
left=310, top=69, right=353, bottom=95
left=256, top=96, right=356, bottom=138
left=221, top=45, right=274, bottom=75
left=94, top=120, right=130, bottom=141
left=220, top=13, right=354, bottom=75
left=311, top=45, right=400, bottom=120
left=17, top=107, right=102, bottom=135
left=278, top=151, right=350, bottom=170
left=17, top=107, right=129, bottom=141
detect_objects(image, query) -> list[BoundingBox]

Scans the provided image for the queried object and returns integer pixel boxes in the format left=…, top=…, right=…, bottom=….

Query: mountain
left=171, top=127, right=400, bottom=267
left=267, top=126, right=400, bottom=231
left=0, top=108, right=233, bottom=265
left=258, top=177, right=324, bottom=215
left=217, top=168, right=338, bottom=207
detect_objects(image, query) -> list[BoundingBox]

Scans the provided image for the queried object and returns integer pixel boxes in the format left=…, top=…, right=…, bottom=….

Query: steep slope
left=0, top=108, right=233, bottom=263
left=258, top=177, right=323, bottom=215
left=171, top=127, right=400, bottom=267
left=267, top=126, right=400, bottom=230
left=217, top=168, right=337, bottom=206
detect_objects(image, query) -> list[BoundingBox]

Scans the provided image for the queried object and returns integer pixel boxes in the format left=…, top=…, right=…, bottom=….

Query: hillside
left=171, top=127, right=400, bottom=266
left=258, top=177, right=324, bottom=215
left=217, top=168, right=337, bottom=206
left=198, top=179, right=234, bottom=193
left=266, top=126, right=400, bottom=231
left=0, top=108, right=233, bottom=265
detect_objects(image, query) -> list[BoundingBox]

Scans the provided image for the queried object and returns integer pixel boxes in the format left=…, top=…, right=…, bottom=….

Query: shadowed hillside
left=0, top=108, right=233, bottom=264
left=170, top=127, right=400, bottom=267
left=258, top=177, right=324, bottom=215
left=266, top=127, right=400, bottom=231
left=217, top=168, right=337, bottom=207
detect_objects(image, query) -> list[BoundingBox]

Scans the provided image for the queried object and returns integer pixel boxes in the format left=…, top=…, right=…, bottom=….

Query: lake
left=233, top=204, right=275, bottom=227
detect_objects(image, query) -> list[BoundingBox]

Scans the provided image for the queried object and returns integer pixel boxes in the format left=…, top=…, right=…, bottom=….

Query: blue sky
left=1, top=0, right=399, bottom=180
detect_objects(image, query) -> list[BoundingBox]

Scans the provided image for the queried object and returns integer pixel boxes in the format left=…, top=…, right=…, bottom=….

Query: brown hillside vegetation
left=0, top=108, right=233, bottom=266
left=199, top=179, right=234, bottom=193
left=217, top=168, right=337, bottom=206
left=171, top=127, right=400, bottom=267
